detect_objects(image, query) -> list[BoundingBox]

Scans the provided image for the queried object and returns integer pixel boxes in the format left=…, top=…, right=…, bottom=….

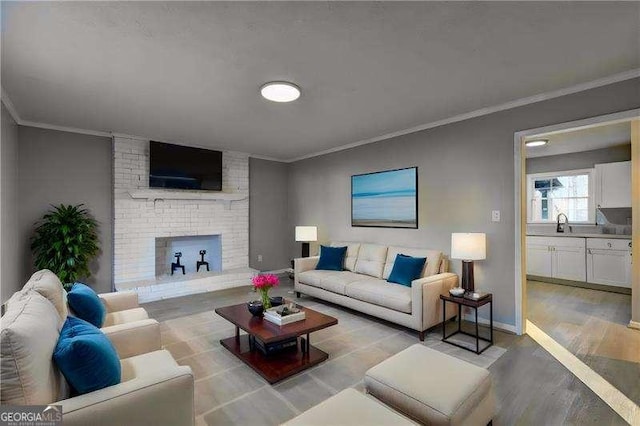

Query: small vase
left=259, top=289, right=272, bottom=310
left=247, top=301, right=264, bottom=317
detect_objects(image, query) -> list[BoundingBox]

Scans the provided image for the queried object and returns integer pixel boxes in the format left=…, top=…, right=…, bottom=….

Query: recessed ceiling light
left=525, top=139, right=548, bottom=147
left=260, top=81, right=301, bottom=103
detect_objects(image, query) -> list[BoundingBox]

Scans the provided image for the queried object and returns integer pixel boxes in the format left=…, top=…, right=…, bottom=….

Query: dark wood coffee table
left=215, top=302, right=338, bottom=384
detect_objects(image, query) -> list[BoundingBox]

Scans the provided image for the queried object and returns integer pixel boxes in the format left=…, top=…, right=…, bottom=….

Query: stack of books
left=263, top=304, right=306, bottom=326
left=253, top=336, right=298, bottom=356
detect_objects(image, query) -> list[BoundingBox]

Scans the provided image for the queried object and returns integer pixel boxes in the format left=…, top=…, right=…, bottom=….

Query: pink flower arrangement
left=251, top=274, right=280, bottom=290
left=252, top=274, right=279, bottom=309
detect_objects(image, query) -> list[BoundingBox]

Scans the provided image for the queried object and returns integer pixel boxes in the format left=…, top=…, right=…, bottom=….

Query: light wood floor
left=143, top=279, right=628, bottom=425
left=527, top=280, right=640, bottom=408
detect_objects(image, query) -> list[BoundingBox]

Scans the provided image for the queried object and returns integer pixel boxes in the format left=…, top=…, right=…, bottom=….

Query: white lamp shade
left=295, top=226, right=317, bottom=242
left=451, top=233, right=486, bottom=261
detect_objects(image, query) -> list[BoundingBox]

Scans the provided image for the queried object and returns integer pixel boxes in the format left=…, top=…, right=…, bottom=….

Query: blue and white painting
left=351, top=167, right=417, bottom=228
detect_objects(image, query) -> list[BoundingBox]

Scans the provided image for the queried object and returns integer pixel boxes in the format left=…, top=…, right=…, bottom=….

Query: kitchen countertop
left=527, top=233, right=631, bottom=240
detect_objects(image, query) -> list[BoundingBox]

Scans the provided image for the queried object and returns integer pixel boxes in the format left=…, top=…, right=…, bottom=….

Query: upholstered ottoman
left=365, top=345, right=495, bottom=426
left=282, top=389, right=414, bottom=426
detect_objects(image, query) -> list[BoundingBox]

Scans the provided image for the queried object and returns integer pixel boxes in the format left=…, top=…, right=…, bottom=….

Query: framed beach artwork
left=351, top=167, right=418, bottom=228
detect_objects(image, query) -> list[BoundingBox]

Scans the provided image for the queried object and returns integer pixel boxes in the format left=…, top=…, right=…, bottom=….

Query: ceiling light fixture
left=260, top=81, right=301, bottom=103
left=525, top=139, right=549, bottom=147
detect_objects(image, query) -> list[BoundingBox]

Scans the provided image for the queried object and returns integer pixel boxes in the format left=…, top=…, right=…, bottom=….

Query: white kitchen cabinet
left=526, top=239, right=553, bottom=277
left=553, top=245, right=587, bottom=281
left=595, top=161, right=631, bottom=208
left=586, top=238, right=632, bottom=288
left=526, top=236, right=586, bottom=281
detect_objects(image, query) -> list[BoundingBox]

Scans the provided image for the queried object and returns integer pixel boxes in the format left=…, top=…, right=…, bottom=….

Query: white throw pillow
left=21, top=269, right=68, bottom=328
left=1, top=292, right=67, bottom=405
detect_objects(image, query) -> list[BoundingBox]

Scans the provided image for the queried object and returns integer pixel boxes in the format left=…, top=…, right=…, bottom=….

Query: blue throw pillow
left=54, top=316, right=121, bottom=395
left=67, top=282, right=106, bottom=328
left=387, top=254, right=427, bottom=286
left=315, top=245, right=347, bottom=271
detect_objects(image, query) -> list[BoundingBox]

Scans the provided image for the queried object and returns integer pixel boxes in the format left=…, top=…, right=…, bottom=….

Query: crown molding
left=110, top=132, right=152, bottom=141
left=1, top=88, right=22, bottom=124
left=285, top=68, right=640, bottom=163
left=248, top=153, right=287, bottom=162
left=19, top=119, right=112, bottom=138
left=4, top=68, right=640, bottom=163
left=1, top=87, right=112, bottom=137
left=112, top=132, right=268, bottom=160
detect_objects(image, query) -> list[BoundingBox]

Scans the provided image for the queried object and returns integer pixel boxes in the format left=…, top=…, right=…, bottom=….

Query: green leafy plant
left=31, top=204, right=99, bottom=285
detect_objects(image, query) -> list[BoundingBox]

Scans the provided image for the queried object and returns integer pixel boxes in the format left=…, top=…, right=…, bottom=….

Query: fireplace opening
left=155, top=235, right=222, bottom=277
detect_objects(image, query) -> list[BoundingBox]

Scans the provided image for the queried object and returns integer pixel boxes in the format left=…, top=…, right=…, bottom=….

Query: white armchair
left=58, top=351, right=194, bottom=426
left=1, top=272, right=194, bottom=426
left=98, top=290, right=161, bottom=359
left=22, top=270, right=161, bottom=359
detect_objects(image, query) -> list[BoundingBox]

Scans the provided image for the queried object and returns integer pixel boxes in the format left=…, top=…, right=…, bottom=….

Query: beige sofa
left=295, top=242, right=458, bottom=340
left=20, top=269, right=161, bottom=359
left=1, top=270, right=194, bottom=426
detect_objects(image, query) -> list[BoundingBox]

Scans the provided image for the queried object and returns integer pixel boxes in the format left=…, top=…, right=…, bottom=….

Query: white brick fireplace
left=113, top=136, right=254, bottom=301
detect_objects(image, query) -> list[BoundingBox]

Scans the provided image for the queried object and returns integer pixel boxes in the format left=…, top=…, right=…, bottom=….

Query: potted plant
left=31, top=204, right=99, bottom=289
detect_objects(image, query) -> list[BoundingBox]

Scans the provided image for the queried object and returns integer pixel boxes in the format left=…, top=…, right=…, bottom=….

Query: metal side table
left=440, top=293, right=493, bottom=354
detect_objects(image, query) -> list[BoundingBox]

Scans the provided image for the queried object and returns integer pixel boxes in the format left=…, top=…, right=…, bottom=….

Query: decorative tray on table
left=264, top=303, right=306, bottom=326
left=463, top=291, right=490, bottom=301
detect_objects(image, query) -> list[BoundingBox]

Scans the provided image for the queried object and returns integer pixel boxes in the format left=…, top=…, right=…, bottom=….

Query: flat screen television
left=149, top=141, right=222, bottom=191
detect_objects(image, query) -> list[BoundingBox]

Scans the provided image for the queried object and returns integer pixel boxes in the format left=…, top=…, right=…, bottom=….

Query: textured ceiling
left=2, top=2, right=639, bottom=160
left=526, top=122, right=631, bottom=158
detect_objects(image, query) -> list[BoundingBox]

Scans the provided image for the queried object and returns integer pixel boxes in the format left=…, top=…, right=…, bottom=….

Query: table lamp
left=451, top=233, right=486, bottom=293
left=295, top=226, right=317, bottom=257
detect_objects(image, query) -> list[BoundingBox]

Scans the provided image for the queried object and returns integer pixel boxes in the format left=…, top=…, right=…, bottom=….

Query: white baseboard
left=629, top=320, right=640, bottom=331
left=462, top=313, right=517, bottom=334
left=261, top=268, right=290, bottom=275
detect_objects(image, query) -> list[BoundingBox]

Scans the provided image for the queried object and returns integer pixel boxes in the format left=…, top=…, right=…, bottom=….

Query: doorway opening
left=514, top=109, right=640, bottom=412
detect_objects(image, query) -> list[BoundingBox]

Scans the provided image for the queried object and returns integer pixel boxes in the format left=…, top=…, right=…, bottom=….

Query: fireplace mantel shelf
left=128, top=189, right=247, bottom=203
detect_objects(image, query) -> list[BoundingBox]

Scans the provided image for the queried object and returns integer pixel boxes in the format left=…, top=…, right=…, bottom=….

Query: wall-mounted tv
left=149, top=141, right=222, bottom=191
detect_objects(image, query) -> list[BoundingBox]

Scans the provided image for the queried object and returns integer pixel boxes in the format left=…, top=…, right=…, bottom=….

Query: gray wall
left=288, top=77, right=640, bottom=328
left=526, top=144, right=631, bottom=174
left=249, top=158, right=291, bottom=271
left=17, top=126, right=113, bottom=293
left=1, top=103, right=20, bottom=302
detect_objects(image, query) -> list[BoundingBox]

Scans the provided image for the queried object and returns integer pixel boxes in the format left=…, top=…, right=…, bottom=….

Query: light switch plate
left=492, top=210, right=501, bottom=222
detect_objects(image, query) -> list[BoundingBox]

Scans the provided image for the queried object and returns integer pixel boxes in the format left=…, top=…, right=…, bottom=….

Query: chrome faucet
left=556, top=213, right=569, bottom=233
